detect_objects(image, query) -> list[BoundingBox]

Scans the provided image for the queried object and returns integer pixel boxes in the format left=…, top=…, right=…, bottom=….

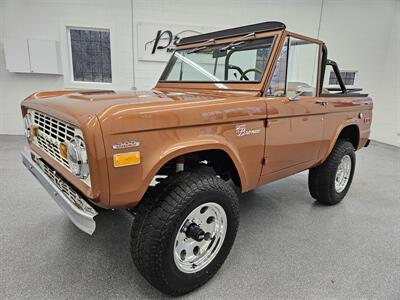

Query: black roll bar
left=326, top=59, right=347, bottom=94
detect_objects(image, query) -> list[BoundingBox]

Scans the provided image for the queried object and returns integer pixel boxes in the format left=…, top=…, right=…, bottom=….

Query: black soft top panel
left=176, top=21, right=286, bottom=46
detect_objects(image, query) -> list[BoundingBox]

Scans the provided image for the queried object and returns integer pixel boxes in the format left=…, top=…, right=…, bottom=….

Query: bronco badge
left=235, top=124, right=261, bottom=137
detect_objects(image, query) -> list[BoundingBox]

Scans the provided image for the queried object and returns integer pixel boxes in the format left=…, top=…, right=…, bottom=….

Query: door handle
left=316, top=100, right=328, bottom=107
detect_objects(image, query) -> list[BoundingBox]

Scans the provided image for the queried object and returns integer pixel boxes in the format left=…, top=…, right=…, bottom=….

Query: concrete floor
left=1, top=135, right=399, bottom=299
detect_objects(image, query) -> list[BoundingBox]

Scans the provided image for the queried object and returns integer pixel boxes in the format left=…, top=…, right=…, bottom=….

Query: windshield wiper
left=220, top=32, right=256, bottom=51
left=186, top=32, right=256, bottom=54
left=187, top=38, right=216, bottom=54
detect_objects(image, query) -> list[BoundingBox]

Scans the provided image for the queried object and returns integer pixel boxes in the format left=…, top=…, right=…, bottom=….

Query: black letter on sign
left=151, top=30, right=173, bottom=54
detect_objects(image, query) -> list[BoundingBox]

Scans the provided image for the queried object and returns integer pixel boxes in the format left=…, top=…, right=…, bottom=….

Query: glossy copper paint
left=21, top=28, right=372, bottom=208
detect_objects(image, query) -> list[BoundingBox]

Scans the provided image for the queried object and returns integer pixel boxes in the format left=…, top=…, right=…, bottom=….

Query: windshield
left=159, top=36, right=275, bottom=83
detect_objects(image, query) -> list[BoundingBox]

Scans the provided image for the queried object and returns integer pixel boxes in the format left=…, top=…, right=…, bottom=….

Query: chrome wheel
left=335, top=154, right=352, bottom=193
left=173, top=202, right=227, bottom=274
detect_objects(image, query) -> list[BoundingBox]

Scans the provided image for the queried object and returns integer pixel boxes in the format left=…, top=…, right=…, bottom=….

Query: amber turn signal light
left=113, top=151, right=141, bottom=167
left=59, top=143, right=68, bottom=160
left=31, top=125, right=39, bottom=137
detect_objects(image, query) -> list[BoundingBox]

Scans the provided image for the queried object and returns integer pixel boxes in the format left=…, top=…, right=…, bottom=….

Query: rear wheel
left=308, top=139, right=356, bottom=205
left=130, top=168, right=239, bottom=296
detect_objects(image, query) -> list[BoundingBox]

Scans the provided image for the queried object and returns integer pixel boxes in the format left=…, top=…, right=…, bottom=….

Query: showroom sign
left=137, top=23, right=220, bottom=62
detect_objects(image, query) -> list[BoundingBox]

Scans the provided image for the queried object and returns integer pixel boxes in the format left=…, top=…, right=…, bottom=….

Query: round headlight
left=67, top=136, right=89, bottom=179
left=23, top=113, right=33, bottom=141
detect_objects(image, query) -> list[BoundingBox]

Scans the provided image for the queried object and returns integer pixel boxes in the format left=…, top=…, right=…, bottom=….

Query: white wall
left=131, top=0, right=324, bottom=90
left=0, top=0, right=134, bottom=134
left=0, top=0, right=399, bottom=146
left=319, top=0, right=400, bottom=146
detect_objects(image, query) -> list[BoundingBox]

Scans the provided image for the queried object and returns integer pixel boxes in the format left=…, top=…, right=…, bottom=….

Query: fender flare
left=320, top=121, right=360, bottom=163
left=143, top=140, right=248, bottom=193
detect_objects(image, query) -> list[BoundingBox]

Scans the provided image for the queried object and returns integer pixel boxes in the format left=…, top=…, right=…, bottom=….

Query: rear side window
left=268, top=36, right=320, bottom=97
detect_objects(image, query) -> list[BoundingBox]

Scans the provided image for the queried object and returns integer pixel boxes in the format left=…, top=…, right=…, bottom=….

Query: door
left=260, top=36, right=326, bottom=182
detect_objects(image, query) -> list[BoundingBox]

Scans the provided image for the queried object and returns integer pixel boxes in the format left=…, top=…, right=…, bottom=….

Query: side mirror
left=288, top=90, right=305, bottom=100
left=288, top=86, right=313, bottom=100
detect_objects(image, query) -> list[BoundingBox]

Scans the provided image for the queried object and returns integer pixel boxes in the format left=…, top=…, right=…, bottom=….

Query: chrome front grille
left=29, top=109, right=91, bottom=187
left=30, top=109, right=76, bottom=170
left=38, top=159, right=96, bottom=215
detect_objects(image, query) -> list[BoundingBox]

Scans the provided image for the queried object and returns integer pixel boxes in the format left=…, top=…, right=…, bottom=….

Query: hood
left=23, top=89, right=257, bottom=121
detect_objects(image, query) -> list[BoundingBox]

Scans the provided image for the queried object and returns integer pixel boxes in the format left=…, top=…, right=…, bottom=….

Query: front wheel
left=308, top=139, right=356, bottom=205
left=130, top=169, right=239, bottom=296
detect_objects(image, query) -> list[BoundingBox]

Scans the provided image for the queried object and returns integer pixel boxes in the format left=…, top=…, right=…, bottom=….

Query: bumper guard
left=21, top=146, right=97, bottom=235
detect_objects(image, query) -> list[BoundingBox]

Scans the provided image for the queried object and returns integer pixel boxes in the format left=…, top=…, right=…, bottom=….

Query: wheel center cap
left=184, top=222, right=207, bottom=242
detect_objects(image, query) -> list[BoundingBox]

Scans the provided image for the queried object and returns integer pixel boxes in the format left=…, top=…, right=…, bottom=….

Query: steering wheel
left=239, top=68, right=262, bottom=81
left=227, top=64, right=247, bottom=80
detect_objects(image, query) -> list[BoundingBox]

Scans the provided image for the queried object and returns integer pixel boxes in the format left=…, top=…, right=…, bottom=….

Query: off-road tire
left=130, top=168, right=239, bottom=296
left=308, top=139, right=356, bottom=205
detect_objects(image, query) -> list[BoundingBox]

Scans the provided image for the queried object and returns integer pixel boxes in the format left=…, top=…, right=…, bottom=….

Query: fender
left=110, top=138, right=249, bottom=208
left=320, top=120, right=360, bottom=164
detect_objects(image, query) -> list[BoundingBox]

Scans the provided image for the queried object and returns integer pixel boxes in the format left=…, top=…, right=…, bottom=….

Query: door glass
left=268, top=37, right=320, bottom=97
left=286, top=37, right=320, bottom=97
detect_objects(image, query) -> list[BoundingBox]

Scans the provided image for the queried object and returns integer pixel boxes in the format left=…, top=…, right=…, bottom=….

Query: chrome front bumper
left=21, top=146, right=97, bottom=235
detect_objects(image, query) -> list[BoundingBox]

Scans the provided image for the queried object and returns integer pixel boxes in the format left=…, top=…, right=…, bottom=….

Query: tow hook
left=183, top=222, right=210, bottom=242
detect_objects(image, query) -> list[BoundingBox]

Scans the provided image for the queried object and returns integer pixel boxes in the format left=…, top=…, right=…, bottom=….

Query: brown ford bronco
left=21, top=22, right=372, bottom=295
